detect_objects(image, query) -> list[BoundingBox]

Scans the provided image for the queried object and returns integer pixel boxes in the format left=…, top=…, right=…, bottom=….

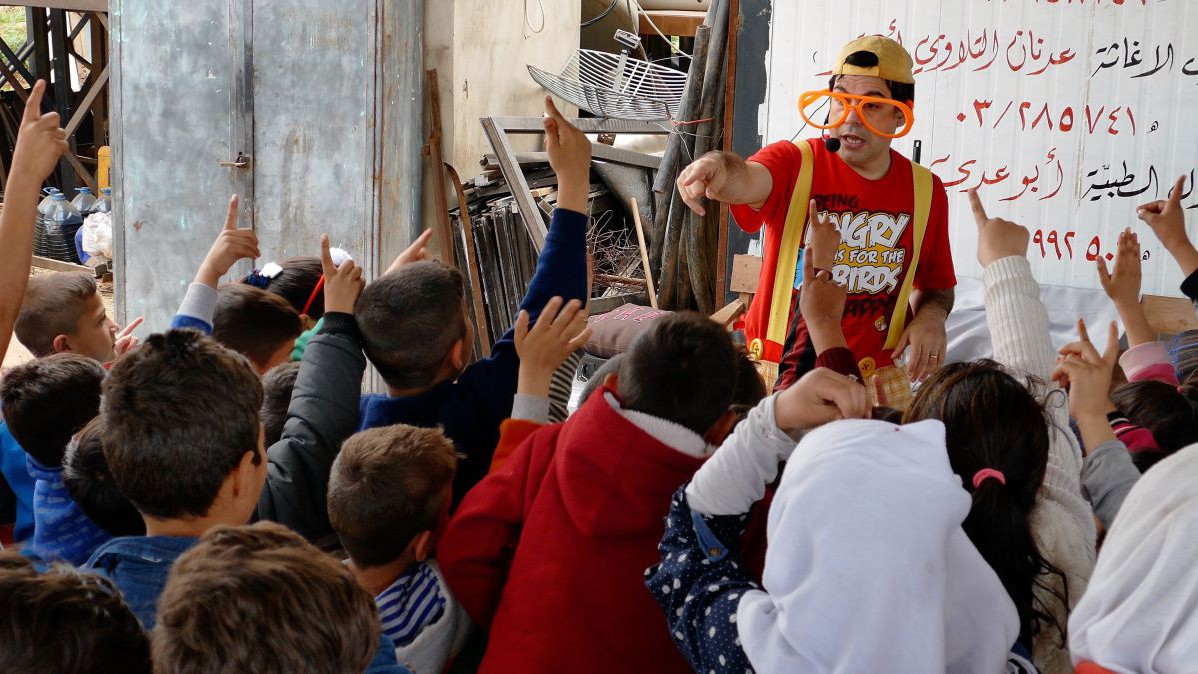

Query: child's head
left=328, top=425, right=457, bottom=569
left=1110, top=379, right=1198, bottom=468
left=212, top=283, right=303, bottom=374
left=260, top=361, right=301, bottom=447
left=720, top=350, right=770, bottom=437
left=245, top=256, right=326, bottom=325
left=15, top=272, right=117, bottom=361
left=152, top=522, right=380, bottom=674
left=904, top=359, right=1062, bottom=645
left=63, top=417, right=145, bottom=537
left=355, top=261, right=473, bottom=391
left=610, top=312, right=738, bottom=438
left=731, top=348, right=768, bottom=407
left=580, top=353, right=626, bottom=405
left=102, top=330, right=265, bottom=528
left=0, top=551, right=150, bottom=674
left=0, top=353, right=105, bottom=467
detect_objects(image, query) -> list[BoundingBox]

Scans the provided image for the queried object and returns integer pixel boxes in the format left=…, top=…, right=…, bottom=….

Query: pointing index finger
left=22, top=80, right=45, bottom=124
left=967, top=188, right=988, bottom=226
left=224, top=195, right=240, bottom=231
left=544, top=95, right=565, bottom=123
left=1168, top=175, right=1187, bottom=208
left=320, top=234, right=335, bottom=274
left=117, top=317, right=144, bottom=338
left=410, top=228, right=433, bottom=251
left=1102, top=321, right=1120, bottom=365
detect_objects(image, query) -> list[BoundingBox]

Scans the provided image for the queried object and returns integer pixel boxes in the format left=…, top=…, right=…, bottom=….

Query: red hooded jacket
left=436, top=387, right=706, bottom=674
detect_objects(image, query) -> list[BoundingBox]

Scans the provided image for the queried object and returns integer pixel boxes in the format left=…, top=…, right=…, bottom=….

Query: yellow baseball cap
left=832, top=36, right=915, bottom=84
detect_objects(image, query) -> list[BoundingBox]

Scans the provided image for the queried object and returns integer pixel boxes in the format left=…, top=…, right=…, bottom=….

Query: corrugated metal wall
left=757, top=0, right=1198, bottom=296
left=111, top=0, right=423, bottom=328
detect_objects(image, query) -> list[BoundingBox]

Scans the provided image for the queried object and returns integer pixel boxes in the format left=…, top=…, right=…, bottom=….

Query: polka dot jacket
left=645, top=484, right=1043, bottom=674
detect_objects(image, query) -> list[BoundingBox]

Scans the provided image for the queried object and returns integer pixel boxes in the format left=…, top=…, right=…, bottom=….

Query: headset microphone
left=821, top=112, right=841, bottom=152
left=823, top=132, right=841, bottom=153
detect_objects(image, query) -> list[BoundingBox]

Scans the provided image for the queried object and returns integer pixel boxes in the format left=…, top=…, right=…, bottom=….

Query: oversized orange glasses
left=797, top=90, right=915, bottom=139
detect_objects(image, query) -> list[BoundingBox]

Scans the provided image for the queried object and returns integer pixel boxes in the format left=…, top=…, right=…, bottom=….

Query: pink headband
left=972, top=468, right=1006, bottom=489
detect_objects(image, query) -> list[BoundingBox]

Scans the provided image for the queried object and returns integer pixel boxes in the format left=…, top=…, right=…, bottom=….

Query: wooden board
left=32, top=255, right=90, bottom=273
left=1142, top=294, right=1198, bottom=336
left=730, top=253, right=761, bottom=293
left=710, top=297, right=745, bottom=328
left=639, top=9, right=705, bottom=37
left=0, top=2, right=107, bottom=12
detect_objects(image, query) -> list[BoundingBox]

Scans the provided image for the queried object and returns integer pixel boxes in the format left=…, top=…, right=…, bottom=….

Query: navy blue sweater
left=359, top=208, right=588, bottom=502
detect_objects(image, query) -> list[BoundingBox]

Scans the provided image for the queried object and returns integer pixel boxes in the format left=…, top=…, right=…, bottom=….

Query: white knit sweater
left=983, top=256, right=1098, bottom=674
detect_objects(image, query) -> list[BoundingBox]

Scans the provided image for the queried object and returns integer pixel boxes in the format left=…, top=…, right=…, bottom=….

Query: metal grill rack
left=528, top=30, right=685, bottom=121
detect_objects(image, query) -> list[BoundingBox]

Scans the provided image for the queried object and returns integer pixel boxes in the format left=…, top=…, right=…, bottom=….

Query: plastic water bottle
left=92, top=187, right=112, bottom=214
left=45, top=193, right=84, bottom=263
left=72, top=187, right=97, bottom=216
left=36, top=187, right=61, bottom=226
left=34, top=187, right=61, bottom=258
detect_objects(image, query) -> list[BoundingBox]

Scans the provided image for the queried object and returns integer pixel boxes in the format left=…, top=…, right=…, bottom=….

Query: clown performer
left=678, top=36, right=955, bottom=402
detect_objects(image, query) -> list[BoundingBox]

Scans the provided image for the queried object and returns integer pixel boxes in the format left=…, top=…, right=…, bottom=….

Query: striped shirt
left=376, top=562, right=446, bottom=648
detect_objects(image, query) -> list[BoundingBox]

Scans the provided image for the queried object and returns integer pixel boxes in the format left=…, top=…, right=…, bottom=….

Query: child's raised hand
left=1097, top=228, right=1142, bottom=306
left=799, top=202, right=849, bottom=352
left=1137, top=175, right=1189, bottom=252
left=543, top=96, right=591, bottom=213
left=112, top=316, right=144, bottom=360
left=774, top=367, right=869, bottom=432
left=320, top=234, right=364, bottom=314
left=1051, top=318, right=1119, bottom=419
left=805, top=199, right=839, bottom=271
left=196, top=195, right=260, bottom=288
left=799, top=201, right=845, bottom=328
left=11, top=80, right=68, bottom=185
left=514, top=296, right=591, bottom=398
left=385, top=228, right=434, bottom=276
left=970, top=189, right=1030, bottom=267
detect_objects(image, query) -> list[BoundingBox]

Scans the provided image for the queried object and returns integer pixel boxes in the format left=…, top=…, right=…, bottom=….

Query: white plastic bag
left=81, top=211, right=113, bottom=259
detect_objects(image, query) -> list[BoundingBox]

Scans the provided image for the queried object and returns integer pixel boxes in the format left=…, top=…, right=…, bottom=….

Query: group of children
left=1, top=77, right=1197, bottom=674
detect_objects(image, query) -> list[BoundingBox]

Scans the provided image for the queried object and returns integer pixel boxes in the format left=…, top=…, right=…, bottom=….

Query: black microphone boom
left=823, top=136, right=841, bottom=152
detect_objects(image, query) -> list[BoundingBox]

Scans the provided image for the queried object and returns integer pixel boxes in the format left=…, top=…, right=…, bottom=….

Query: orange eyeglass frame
left=797, top=89, right=916, bottom=139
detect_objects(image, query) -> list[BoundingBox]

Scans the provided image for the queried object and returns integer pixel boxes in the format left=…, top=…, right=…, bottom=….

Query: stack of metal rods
left=649, top=0, right=730, bottom=314
left=451, top=198, right=539, bottom=351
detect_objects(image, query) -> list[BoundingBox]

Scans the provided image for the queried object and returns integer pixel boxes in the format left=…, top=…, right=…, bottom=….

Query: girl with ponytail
left=905, top=362, right=1072, bottom=652
left=902, top=191, right=1097, bottom=673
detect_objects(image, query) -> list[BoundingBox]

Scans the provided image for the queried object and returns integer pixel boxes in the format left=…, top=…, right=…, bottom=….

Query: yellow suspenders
left=761, top=140, right=934, bottom=361
left=764, top=141, right=816, bottom=349
left=886, top=162, right=933, bottom=349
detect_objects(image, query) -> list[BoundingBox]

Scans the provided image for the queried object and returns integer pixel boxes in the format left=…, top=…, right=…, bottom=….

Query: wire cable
left=581, top=0, right=621, bottom=27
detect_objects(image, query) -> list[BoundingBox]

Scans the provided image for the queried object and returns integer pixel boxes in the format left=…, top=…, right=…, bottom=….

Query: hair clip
left=245, top=270, right=271, bottom=289
left=245, top=262, right=285, bottom=289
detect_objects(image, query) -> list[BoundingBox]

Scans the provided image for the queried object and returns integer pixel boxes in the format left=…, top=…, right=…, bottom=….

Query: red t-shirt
left=730, top=138, right=955, bottom=379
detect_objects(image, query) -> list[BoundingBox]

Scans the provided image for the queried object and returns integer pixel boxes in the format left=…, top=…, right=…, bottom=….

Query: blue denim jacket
left=368, top=635, right=414, bottom=674
left=85, top=535, right=413, bottom=672
left=83, top=535, right=198, bottom=629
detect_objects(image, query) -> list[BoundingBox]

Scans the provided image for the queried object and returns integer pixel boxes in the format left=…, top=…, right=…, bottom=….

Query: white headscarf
left=736, top=419, right=1019, bottom=674
left=1069, top=443, right=1198, bottom=673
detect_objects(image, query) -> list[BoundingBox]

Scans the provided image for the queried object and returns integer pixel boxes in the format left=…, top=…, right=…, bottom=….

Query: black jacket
left=256, top=312, right=365, bottom=542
